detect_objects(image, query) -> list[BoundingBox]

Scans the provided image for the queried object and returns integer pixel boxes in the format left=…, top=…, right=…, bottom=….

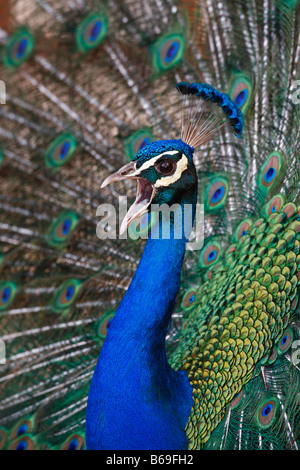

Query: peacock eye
left=155, top=159, right=176, bottom=176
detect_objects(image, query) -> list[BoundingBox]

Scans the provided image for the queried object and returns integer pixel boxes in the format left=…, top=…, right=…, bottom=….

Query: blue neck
left=86, top=202, right=196, bottom=450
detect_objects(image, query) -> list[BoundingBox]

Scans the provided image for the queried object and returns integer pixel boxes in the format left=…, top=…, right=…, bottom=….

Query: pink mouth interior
left=136, top=178, right=154, bottom=205
left=120, top=177, right=155, bottom=234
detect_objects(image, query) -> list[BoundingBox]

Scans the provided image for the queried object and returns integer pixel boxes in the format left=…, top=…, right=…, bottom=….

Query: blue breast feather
left=86, top=236, right=194, bottom=450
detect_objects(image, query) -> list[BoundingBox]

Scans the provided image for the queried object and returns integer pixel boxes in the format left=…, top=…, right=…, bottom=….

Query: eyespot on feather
left=199, top=240, right=222, bottom=269
left=10, top=418, right=34, bottom=441
left=181, top=288, right=197, bottom=311
left=257, top=152, right=282, bottom=194
left=8, top=435, right=36, bottom=450
left=0, top=281, right=17, bottom=311
left=51, top=279, right=82, bottom=314
left=96, top=311, right=115, bottom=340
left=47, top=211, right=79, bottom=247
left=151, top=31, right=186, bottom=73
left=2, top=28, right=34, bottom=67
left=262, top=194, right=285, bottom=217
left=204, top=177, right=229, bottom=211
left=256, top=398, right=279, bottom=429
left=75, top=12, right=108, bottom=52
left=277, top=327, right=293, bottom=354
left=229, top=75, right=252, bottom=113
left=44, top=133, right=77, bottom=168
left=61, top=433, right=85, bottom=450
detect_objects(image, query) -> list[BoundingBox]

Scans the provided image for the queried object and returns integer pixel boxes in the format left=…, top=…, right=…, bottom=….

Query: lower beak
left=101, top=161, right=156, bottom=234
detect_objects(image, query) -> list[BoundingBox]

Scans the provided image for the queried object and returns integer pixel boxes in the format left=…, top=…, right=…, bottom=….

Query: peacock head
left=101, top=139, right=197, bottom=233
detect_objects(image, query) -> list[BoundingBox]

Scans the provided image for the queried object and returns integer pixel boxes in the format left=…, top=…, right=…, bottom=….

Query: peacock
left=0, top=0, right=300, bottom=451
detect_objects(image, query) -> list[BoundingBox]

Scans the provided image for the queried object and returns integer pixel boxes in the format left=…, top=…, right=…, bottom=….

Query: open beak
left=101, top=161, right=156, bottom=234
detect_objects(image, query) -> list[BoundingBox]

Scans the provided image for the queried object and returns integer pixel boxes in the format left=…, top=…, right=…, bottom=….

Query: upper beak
left=101, top=161, right=156, bottom=234
left=101, top=161, right=137, bottom=188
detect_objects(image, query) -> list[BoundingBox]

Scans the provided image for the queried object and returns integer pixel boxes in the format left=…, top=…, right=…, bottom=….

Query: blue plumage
left=175, top=81, right=244, bottom=138
left=86, top=140, right=198, bottom=449
left=86, top=85, right=243, bottom=448
left=133, top=139, right=194, bottom=166
left=86, top=236, right=194, bottom=449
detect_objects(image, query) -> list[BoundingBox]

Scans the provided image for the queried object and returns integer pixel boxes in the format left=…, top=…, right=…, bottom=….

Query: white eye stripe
left=134, top=150, right=180, bottom=174
left=154, top=154, right=188, bottom=188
